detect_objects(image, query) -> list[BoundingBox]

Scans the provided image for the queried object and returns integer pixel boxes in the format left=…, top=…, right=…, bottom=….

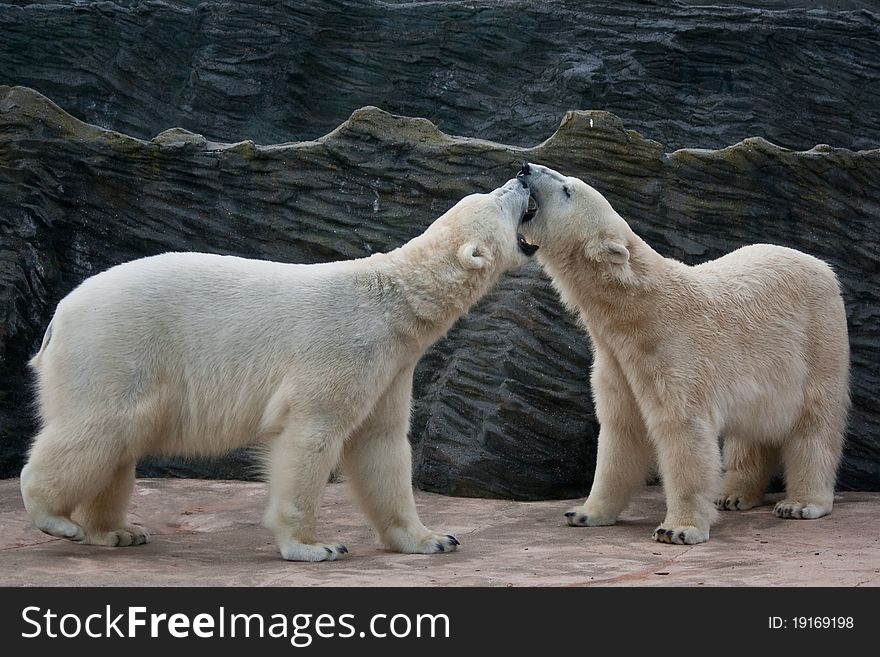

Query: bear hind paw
left=279, top=541, right=349, bottom=562
left=563, top=506, right=616, bottom=527
left=773, top=500, right=831, bottom=520
left=714, top=494, right=763, bottom=511
left=81, top=525, right=150, bottom=547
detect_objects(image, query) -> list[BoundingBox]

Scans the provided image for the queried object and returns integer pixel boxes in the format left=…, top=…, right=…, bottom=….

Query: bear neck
left=383, top=238, right=495, bottom=345
left=542, top=230, right=677, bottom=347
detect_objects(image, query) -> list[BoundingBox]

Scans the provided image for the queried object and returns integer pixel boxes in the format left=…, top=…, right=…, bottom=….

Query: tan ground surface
left=1, top=478, right=877, bottom=587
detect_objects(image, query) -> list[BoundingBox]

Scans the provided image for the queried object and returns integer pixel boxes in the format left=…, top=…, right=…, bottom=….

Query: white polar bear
left=21, top=177, right=537, bottom=561
left=518, top=163, right=849, bottom=545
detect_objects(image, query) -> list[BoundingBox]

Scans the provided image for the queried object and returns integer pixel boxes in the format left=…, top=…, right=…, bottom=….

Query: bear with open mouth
left=518, top=162, right=849, bottom=545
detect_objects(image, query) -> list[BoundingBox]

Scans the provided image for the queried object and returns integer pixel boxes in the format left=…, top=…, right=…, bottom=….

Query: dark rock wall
left=1, top=1, right=878, bottom=151
left=1, top=0, right=878, bottom=497
left=1, top=87, right=877, bottom=499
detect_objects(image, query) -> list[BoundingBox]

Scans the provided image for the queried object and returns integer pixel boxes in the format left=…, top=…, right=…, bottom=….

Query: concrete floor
left=0, top=478, right=877, bottom=587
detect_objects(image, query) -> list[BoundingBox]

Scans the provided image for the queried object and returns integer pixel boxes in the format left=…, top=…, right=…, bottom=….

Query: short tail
left=29, top=317, right=55, bottom=370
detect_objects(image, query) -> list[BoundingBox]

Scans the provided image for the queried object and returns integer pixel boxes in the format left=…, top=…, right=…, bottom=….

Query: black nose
left=518, top=162, right=531, bottom=177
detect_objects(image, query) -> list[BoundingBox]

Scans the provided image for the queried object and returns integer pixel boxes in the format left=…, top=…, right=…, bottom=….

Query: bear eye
left=562, top=185, right=571, bottom=199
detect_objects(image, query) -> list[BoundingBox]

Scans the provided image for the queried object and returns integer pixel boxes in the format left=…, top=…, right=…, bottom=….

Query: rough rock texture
left=1, top=85, right=877, bottom=498
left=1, top=0, right=878, bottom=152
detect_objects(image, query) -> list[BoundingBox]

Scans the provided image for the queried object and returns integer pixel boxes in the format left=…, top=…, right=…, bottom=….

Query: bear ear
left=586, top=238, right=630, bottom=265
left=457, top=242, right=492, bottom=270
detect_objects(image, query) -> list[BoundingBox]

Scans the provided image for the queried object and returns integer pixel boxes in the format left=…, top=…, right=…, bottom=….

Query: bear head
left=516, top=163, right=636, bottom=278
left=423, top=176, right=538, bottom=275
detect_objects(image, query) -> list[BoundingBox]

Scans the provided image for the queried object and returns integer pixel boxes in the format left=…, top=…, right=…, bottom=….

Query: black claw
left=338, top=545, right=348, bottom=554
left=519, top=162, right=531, bottom=177
left=564, top=512, right=576, bottom=517
left=665, top=529, right=674, bottom=536
left=435, top=542, right=445, bottom=552
left=447, top=535, right=460, bottom=546
left=325, top=547, right=333, bottom=555
left=678, top=531, right=686, bottom=542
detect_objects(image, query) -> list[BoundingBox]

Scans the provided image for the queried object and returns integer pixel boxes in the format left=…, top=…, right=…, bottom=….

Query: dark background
left=2, top=0, right=879, bottom=152
left=1, top=0, right=878, bottom=497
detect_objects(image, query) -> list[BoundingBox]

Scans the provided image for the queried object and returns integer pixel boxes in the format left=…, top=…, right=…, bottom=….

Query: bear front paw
left=425, top=534, right=460, bottom=554
left=563, top=506, right=616, bottom=527
left=652, top=525, right=709, bottom=545
left=385, top=528, right=460, bottom=554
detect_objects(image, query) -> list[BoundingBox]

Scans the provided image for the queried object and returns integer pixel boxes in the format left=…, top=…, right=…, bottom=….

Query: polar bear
left=517, top=162, right=849, bottom=545
left=21, top=177, right=537, bottom=561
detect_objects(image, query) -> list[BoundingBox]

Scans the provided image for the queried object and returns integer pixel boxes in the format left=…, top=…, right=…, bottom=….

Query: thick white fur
left=21, top=178, right=532, bottom=560
left=520, top=163, right=849, bottom=545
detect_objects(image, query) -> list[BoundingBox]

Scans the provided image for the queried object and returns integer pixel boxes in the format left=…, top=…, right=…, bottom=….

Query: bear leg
left=566, top=352, right=653, bottom=527
left=21, top=422, right=128, bottom=543
left=72, top=460, right=149, bottom=546
left=651, top=418, right=721, bottom=545
left=342, top=367, right=459, bottom=554
left=715, top=439, right=777, bottom=511
left=21, top=460, right=84, bottom=542
left=775, top=415, right=842, bottom=520
left=263, top=421, right=350, bottom=562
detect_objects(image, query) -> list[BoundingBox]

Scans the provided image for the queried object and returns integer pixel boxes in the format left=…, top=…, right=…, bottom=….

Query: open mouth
left=517, top=232, right=539, bottom=256
left=522, top=195, right=538, bottom=223
left=517, top=195, right=539, bottom=255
